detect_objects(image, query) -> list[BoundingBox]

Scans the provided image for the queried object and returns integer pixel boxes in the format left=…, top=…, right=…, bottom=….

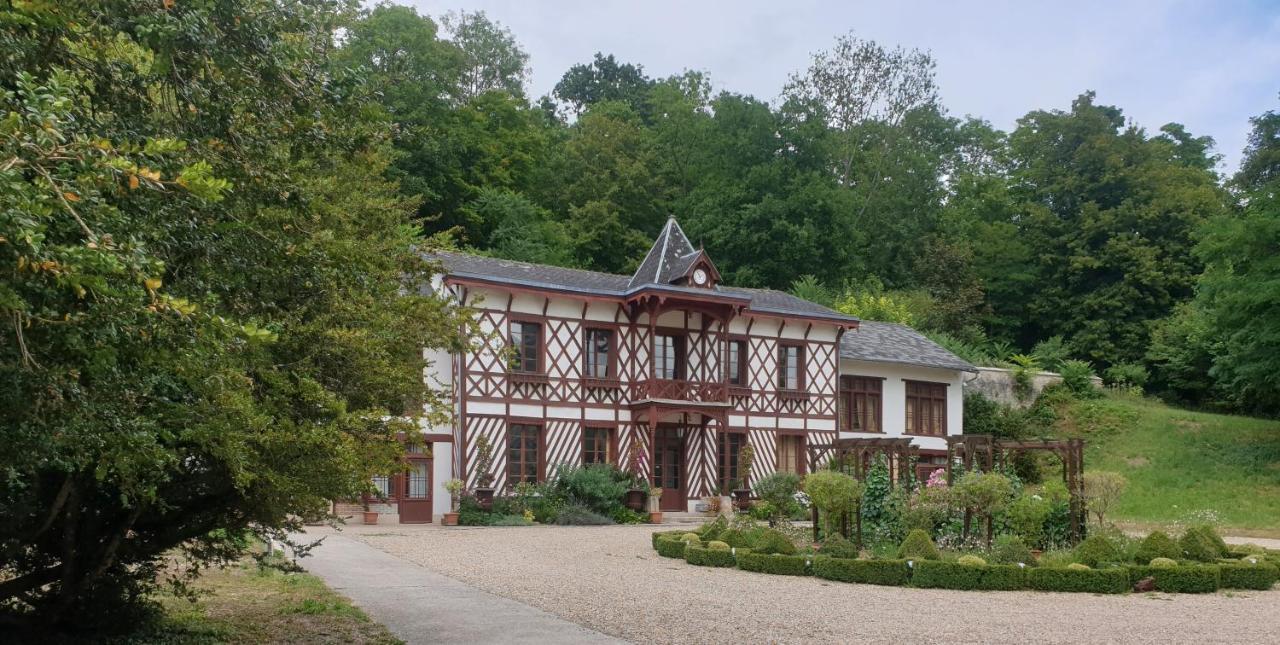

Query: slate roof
left=629, top=217, right=700, bottom=288
left=839, top=321, right=977, bottom=373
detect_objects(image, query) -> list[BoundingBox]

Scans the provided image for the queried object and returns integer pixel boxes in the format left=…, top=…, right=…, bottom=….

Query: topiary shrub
left=717, top=528, right=749, bottom=548
left=696, top=516, right=728, bottom=541
left=1028, top=567, right=1128, bottom=594
left=651, top=530, right=688, bottom=550
left=1066, top=563, right=1091, bottom=571
left=811, top=557, right=910, bottom=586
left=655, top=537, right=687, bottom=559
left=685, top=545, right=736, bottom=568
left=707, top=540, right=730, bottom=551
left=1127, top=564, right=1220, bottom=593
left=897, top=529, right=941, bottom=561
left=681, top=532, right=702, bottom=544
left=957, top=555, right=987, bottom=566
left=751, top=528, right=797, bottom=555
left=818, top=536, right=860, bottom=559
left=991, top=535, right=1035, bottom=566
left=912, top=560, right=1026, bottom=591
left=1135, top=531, right=1181, bottom=564
left=1073, top=534, right=1120, bottom=567
left=1148, top=557, right=1178, bottom=568
left=736, top=551, right=810, bottom=576
left=1220, top=562, right=1279, bottom=590
left=1180, top=525, right=1229, bottom=562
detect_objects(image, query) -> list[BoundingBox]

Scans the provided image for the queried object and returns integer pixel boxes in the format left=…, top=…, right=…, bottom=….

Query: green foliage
left=1030, top=336, right=1070, bottom=372
left=716, top=528, right=751, bottom=549
left=952, top=472, right=1015, bottom=523
left=1006, top=492, right=1052, bottom=548
left=818, top=536, right=861, bottom=559
left=1103, top=363, right=1149, bottom=388
left=834, top=290, right=917, bottom=325
left=655, top=537, right=687, bottom=559
left=651, top=530, right=687, bottom=550
left=753, top=472, right=803, bottom=523
left=912, top=561, right=1025, bottom=591
left=695, top=516, right=729, bottom=541
left=706, top=540, right=731, bottom=551
left=1220, top=562, right=1279, bottom=590
left=991, top=535, right=1035, bottom=566
left=491, top=514, right=533, bottom=526
left=1148, top=558, right=1178, bottom=568
left=735, top=552, right=810, bottom=576
left=1127, top=564, right=1220, bottom=593
left=750, top=529, right=798, bottom=556
left=859, top=457, right=897, bottom=540
left=804, top=470, right=864, bottom=536
left=1027, top=567, right=1129, bottom=594
left=1082, top=471, right=1128, bottom=526
left=684, top=545, right=736, bottom=568
left=551, top=505, right=613, bottom=526
left=1058, top=360, right=1099, bottom=396
left=811, top=557, right=911, bottom=586
left=1179, top=525, right=1229, bottom=562
left=1073, top=534, right=1121, bottom=567
left=897, top=530, right=941, bottom=561
left=681, top=532, right=702, bottom=544
left=956, top=555, right=987, bottom=566
left=1135, top=531, right=1182, bottom=564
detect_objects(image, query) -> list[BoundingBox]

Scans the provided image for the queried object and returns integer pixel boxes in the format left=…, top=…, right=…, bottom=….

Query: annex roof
left=839, top=321, right=977, bottom=373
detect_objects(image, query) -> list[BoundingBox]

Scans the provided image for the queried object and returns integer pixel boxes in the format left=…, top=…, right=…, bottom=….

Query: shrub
left=951, top=472, right=1015, bottom=543
left=754, top=472, right=803, bottom=523
left=717, top=528, right=749, bottom=548
left=548, top=464, right=631, bottom=515
left=1028, top=567, right=1129, bottom=594
left=1229, top=543, right=1267, bottom=556
left=651, top=530, right=688, bottom=550
left=818, top=536, right=861, bottom=559
left=1058, top=360, right=1098, bottom=396
left=1067, top=563, right=1091, bottom=571
left=811, top=557, right=911, bottom=586
left=457, top=495, right=495, bottom=526
left=685, top=545, right=736, bottom=568
left=1149, top=557, right=1178, bottom=568
left=1180, top=525, right=1228, bottom=562
left=804, top=470, right=864, bottom=537
left=897, top=529, right=941, bottom=561
left=707, top=540, right=731, bottom=551
left=1006, top=493, right=1051, bottom=548
left=913, top=560, right=1026, bottom=591
left=1103, top=362, right=1149, bottom=388
left=491, top=514, right=533, bottom=526
left=696, top=516, right=728, bottom=541
left=1220, top=562, right=1279, bottom=590
left=991, top=535, right=1035, bottom=566
left=655, top=537, right=686, bottom=559
left=736, top=552, right=810, bottom=576
left=1135, top=531, right=1181, bottom=564
left=1082, top=471, right=1128, bottom=526
left=1073, top=534, right=1121, bottom=567
left=751, top=529, right=798, bottom=555
left=1128, top=564, right=1220, bottom=593
left=957, top=555, right=987, bottom=566
left=552, top=504, right=614, bottom=526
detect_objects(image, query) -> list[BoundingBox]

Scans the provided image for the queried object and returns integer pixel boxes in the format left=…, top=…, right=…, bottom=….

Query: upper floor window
left=584, top=328, right=613, bottom=378
left=510, top=321, right=541, bottom=373
left=654, top=333, right=685, bottom=380
left=839, top=376, right=883, bottom=433
left=777, top=344, right=804, bottom=390
left=726, top=339, right=747, bottom=385
left=905, top=381, right=948, bottom=436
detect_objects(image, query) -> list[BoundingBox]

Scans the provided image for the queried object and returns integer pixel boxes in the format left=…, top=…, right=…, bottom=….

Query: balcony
left=628, top=378, right=728, bottom=403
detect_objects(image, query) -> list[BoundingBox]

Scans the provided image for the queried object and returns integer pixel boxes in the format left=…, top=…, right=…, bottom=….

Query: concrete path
left=300, top=531, right=625, bottom=645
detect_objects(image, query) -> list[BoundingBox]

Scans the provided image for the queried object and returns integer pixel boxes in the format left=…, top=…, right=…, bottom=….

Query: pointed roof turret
left=629, top=216, right=711, bottom=288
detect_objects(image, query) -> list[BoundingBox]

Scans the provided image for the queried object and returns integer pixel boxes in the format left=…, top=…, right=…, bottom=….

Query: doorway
left=653, top=425, right=687, bottom=511
left=398, top=456, right=433, bottom=523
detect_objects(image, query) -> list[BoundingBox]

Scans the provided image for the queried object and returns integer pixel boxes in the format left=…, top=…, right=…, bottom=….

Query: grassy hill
left=1054, top=392, right=1280, bottom=533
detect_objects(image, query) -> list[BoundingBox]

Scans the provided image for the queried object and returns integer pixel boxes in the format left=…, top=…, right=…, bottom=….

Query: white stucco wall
left=837, top=359, right=968, bottom=452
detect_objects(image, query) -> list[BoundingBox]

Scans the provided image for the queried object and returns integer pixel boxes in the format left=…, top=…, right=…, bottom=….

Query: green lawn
left=1058, top=392, right=1280, bottom=532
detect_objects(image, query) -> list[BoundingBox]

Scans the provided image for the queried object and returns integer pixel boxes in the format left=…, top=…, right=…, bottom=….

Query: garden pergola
left=806, top=437, right=919, bottom=543
left=945, top=434, right=1087, bottom=543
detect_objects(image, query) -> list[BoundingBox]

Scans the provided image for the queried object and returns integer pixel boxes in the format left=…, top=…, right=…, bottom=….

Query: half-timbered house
left=364, top=217, right=976, bottom=522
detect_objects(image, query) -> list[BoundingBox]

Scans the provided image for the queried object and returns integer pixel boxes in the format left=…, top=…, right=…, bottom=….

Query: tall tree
left=553, top=53, right=654, bottom=118
left=0, top=0, right=472, bottom=629
left=441, top=9, right=530, bottom=101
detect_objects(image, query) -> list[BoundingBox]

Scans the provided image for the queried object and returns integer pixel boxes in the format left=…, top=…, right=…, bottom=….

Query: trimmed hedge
left=1127, top=565, right=1220, bottom=594
left=1220, top=563, right=1279, bottom=590
left=1027, top=567, right=1129, bottom=594
left=912, top=560, right=1025, bottom=591
left=811, top=557, right=911, bottom=586
left=737, top=551, right=810, bottom=576
left=655, top=536, right=687, bottom=559
left=685, top=545, right=737, bottom=568
left=651, top=530, right=687, bottom=550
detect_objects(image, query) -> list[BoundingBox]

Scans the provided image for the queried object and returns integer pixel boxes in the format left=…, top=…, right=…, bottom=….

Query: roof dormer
left=628, top=216, right=721, bottom=290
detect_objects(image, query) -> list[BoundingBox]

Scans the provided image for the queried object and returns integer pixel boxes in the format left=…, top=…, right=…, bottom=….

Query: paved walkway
left=300, top=530, right=625, bottom=645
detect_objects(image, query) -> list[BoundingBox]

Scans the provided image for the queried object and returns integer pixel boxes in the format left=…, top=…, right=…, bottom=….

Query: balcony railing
left=629, top=378, right=728, bottom=403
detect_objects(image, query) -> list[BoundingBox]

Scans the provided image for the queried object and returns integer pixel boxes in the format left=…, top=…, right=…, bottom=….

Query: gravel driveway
left=335, top=524, right=1280, bottom=644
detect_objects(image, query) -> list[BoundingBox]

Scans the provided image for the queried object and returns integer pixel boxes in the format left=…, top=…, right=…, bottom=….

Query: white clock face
left=693, top=268, right=708, bottom=285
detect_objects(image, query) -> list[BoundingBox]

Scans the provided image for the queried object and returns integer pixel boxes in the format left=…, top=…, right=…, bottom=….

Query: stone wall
left=964, top=367, right=1101, bottom=408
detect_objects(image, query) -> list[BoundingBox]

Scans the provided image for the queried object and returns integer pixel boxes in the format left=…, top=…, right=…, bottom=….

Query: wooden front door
left=653, top=425, right=686, bottom=511
left=399, top=456, right=432, bottom=523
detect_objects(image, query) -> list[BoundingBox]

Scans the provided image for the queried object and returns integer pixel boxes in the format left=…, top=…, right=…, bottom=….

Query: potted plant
left=734, top=444, right=755, bottom=512
left=443, top=478, right=464, bottom=526
left=473, top=435, right=496, bottom=510
left=624, top=443, right=647, bottom=511
left=362, top=480, right=387, bottom=525
left=647, top=487, right=663, bottom=524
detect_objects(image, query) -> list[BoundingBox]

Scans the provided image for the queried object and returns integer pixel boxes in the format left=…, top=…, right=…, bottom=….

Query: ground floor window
left=582, top=427, right=613, bottom=465
left=718, top=431, right=745, bottom=491
left=406, top=461, right=429, bottom=498
left=507, top=424, right=541, bottom=485
left=905, top=381, right=948, bottom=436
left=777, top=435, right=805, bottom=475
left=370, top=474, right=393, bottom=500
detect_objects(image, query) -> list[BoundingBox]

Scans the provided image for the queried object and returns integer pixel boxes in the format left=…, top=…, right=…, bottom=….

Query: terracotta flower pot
left=443, top=512, right=460, bottom=526
left=474, top=487, right=494, bottom=510
left=362, top=511, right=379, bottom=525
left=648, top=511, right=663, bottom=524
left=625, top=488, right=646, bottom=511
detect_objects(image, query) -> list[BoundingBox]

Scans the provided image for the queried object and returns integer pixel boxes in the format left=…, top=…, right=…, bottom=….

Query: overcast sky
left=404, top=0, right=1280, bottom=173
